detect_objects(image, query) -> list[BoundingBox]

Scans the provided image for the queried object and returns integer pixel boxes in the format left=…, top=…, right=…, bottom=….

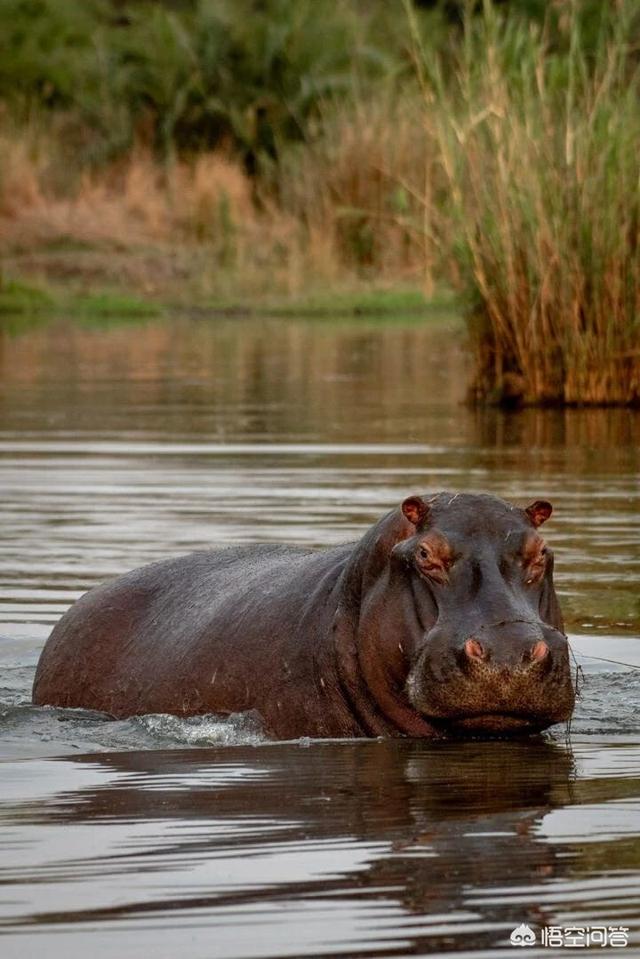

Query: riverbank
left=0, top=273, right=456, bottom=323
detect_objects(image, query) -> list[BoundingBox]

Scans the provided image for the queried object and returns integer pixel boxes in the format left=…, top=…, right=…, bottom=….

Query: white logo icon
left=510, top=924, right=537, bottom=947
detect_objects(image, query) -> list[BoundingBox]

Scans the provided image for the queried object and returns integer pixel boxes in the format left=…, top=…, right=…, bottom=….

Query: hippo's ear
left=402, top=495, right=430, bottom=528
left=525, top=500, right=553, bottom=527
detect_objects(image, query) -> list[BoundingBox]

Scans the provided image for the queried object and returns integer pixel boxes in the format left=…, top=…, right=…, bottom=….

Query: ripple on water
left=2, top=661, right=640, bottom=757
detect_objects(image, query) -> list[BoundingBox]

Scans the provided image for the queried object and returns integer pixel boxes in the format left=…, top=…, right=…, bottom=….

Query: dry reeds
left=0, top=144, right=318, bottom=298
left=278, top=95, right=441, bottom=292
left=1, top=147, right=253, bottom=246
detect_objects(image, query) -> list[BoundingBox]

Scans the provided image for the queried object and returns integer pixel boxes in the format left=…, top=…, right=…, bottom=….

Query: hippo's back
left=33, top=543, right=350, bottom=720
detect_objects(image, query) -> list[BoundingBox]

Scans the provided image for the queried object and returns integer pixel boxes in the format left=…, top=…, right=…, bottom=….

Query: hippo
left=33, top=492, right=576, bottom=739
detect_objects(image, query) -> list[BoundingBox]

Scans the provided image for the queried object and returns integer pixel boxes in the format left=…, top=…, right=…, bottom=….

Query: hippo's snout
left=407, top=620, right=576, bottom=736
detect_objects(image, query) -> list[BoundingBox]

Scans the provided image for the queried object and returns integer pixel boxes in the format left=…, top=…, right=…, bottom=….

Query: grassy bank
left=0, top=274, right=452, bottom=323
left=1, top=1, right=639, bottom=403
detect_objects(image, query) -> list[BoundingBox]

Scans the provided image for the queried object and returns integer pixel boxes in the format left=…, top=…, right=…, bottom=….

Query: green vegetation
left=1, top=1, right=639, bottom=403
left=0, top=276, right=162, bottom=319
left=245, top=288, right=452, bottom=318
left=69, top=291, right=162, bottom=318
left=0, top=278, right=54, bottom=315
left=0, top=274, right=449, bottom=323
left=0, top=0, right=404, bottom=172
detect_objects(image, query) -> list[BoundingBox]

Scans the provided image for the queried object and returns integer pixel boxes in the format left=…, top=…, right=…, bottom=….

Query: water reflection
left=2, top=739, right=640, bottom=956
left=1, top=315, right=639, bottom=452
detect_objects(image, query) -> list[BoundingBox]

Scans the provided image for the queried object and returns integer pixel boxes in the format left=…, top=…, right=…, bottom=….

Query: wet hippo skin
left=33, top=492, right=576, bottom=738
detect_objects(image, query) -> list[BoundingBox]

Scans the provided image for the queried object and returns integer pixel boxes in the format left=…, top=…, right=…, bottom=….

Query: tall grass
left=408, top=0, right=640, bottom=405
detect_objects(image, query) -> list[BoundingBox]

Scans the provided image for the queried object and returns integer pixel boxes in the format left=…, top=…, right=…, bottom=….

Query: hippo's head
left=345, top=492, right=575, bottom=738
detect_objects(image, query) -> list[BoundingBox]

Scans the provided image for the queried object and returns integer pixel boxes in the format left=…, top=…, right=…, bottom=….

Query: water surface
left=1, top=313, right=639, bottom=956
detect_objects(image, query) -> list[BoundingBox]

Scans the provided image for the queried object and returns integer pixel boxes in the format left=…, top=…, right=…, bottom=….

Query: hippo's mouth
left=425, top=712, right=546, bottom=737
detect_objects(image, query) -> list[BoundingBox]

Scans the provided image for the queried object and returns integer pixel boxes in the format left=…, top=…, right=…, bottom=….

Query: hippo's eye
left=417, top=547, right=439, bottom=570
left=415, top=544, right=450, bottom=584
left=525, top=546, right=548, bottom=584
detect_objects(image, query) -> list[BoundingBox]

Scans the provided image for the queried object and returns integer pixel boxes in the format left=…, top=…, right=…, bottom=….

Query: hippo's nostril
left=464, top=638, right=486, bottom=662
left=530, top=640, right=549, bottom=662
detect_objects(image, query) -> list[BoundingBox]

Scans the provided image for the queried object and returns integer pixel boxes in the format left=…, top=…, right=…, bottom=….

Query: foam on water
left=1, top=702, right=267, bottom=756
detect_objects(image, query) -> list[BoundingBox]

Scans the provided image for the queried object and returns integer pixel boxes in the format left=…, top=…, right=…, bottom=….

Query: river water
left=0, top=312, right=639, bottom=957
